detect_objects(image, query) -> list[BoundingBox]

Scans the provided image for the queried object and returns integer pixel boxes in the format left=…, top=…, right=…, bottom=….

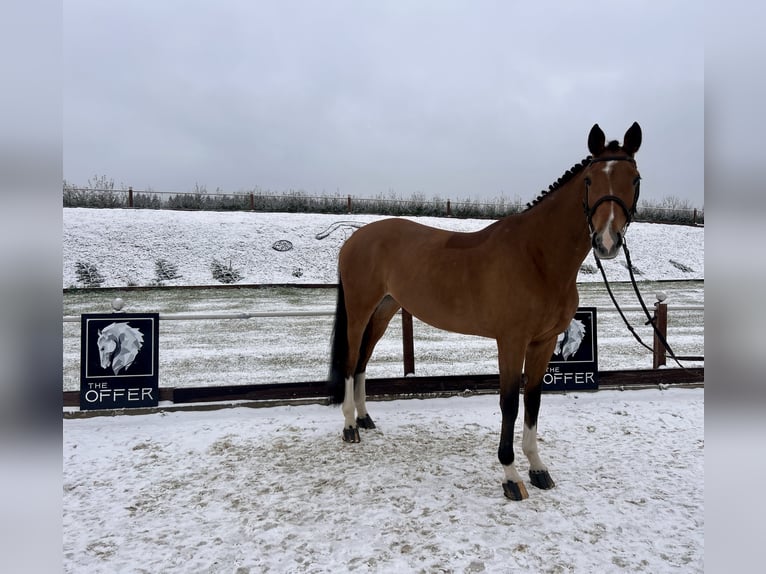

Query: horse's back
left=342, top=217, right=450, bottom=248
left=340, top=217, right=495, bottom=260
left=339, top=218, right=486, bottom=283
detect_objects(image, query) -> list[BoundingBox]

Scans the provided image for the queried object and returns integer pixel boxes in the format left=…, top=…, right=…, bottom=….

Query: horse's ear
left=588, top=124, right=606, bottom=156
left=623, top=122, right=642, bottom=156
left=97, top=329, right=101, bottom=336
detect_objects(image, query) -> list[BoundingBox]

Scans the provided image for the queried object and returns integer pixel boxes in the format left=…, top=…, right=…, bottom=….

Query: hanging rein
left=582, top=156, right=692, bottom=371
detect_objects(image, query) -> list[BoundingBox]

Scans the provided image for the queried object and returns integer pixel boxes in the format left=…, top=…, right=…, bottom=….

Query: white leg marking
left=503, top=463, right=524, bottom=484
left=522, top=424, right=547, bottom=472
left=353, top=372, right=367, bottom=417
left=341, top=376, right=356, bottom=428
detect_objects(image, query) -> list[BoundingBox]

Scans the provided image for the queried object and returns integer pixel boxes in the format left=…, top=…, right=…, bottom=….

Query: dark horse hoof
left=502, top=480, right=529, bottom=501
left=356, top=414, right=376, bottom=429
left=342, top=427, right=360, bottom=443
left=529, top=469, right=556, bottom=490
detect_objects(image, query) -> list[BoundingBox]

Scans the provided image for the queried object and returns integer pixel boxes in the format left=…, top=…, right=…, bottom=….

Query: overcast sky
left=63, top=1, right=703, bottom=207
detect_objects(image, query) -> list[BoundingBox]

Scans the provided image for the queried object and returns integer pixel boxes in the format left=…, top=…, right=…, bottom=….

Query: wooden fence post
left=250, top=192, right=255, bottom=211
left=446, top=199, right=452, bottom=217
left=347, top=195, right=352, bottom=214
left=128, top=186, right=134, bottom=208
left=402, top=309, right=415, bottom=376
left=652, top=293, right=668, bottom=369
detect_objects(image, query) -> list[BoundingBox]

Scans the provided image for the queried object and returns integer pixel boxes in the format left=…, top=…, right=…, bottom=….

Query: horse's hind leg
left=354, top=296, right=401, bottom=430
left=338, top=301, right=373, bottom=443
left=522, top=337, right=559, bottom=490
left=338, top=285, right=392, bottom=442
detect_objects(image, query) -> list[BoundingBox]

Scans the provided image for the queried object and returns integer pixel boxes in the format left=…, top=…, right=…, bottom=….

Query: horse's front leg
left=522, top=338, right=559, bottom=490
left=497, top=341, right=527, bottom=500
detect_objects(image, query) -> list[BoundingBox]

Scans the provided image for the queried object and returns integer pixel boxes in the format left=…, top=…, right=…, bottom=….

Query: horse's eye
left=633, top=176, right=641, bottom=186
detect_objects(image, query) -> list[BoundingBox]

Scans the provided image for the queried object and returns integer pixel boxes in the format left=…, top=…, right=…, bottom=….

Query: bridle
left=583, top=156, right=641, bottom=234
left=582, top=156, right=697, bottom=374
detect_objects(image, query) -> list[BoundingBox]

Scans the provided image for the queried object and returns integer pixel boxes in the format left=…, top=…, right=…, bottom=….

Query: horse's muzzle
left=591, top=229, right=623, bottom=260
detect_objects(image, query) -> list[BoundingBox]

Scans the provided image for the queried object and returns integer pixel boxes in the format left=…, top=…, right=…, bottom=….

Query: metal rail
left=62, top=305, right=703, bottom=323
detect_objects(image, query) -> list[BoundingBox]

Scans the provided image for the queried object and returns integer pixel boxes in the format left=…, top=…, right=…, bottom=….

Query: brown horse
left=329, top=122, right=642, bottom=500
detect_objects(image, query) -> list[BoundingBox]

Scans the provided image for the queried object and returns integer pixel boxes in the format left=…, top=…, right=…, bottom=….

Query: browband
left=588, top=156, right=636, bottom=165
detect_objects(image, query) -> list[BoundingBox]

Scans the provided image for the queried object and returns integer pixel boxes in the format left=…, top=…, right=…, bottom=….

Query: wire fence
left=63, top=186, right=704, bottom=225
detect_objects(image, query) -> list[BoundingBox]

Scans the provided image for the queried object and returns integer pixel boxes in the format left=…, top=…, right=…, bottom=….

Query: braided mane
left=523, top=140, right=620, bottom=211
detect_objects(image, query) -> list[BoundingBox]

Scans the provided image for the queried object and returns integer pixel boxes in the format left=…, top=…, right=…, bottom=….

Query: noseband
left=583, top=156, right=640, bottom=233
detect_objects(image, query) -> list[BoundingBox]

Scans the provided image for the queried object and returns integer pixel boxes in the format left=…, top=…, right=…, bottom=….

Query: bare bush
left=75, top=261, right=104, bottom=287
left=211, top=259, right=243, bottom=284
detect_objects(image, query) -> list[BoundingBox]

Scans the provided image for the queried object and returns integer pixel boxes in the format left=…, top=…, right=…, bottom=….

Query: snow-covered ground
left=63, top=208, right=703, bottom=288
left=62, top=208, right=704, bottom=572
left=63, top=388, right=703, bottom=573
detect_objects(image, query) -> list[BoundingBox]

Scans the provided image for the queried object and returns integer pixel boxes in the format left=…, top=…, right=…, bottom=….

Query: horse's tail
left=328, top=276, right=349, bottom=405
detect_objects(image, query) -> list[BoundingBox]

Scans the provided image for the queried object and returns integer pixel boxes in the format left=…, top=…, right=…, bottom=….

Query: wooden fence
left=62, top=298, right=703, bottom=410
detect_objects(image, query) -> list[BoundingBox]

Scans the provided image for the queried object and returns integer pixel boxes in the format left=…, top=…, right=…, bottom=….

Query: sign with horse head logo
left=80, top=313, right=159, bottom=410
left=543, top=307, right=598, bottom=391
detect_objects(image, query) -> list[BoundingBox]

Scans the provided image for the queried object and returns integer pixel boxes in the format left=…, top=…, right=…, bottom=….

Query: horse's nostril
left=591, top=234, right=608, bottom=253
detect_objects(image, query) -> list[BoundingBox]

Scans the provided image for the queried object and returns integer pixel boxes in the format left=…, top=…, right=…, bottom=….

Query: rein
left=594, top=242, right=695, bottom=372
left=584, top=155, right=695, bottom=372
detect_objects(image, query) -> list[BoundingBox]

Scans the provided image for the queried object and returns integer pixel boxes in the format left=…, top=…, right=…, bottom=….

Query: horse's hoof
left=342, top=427, right=360, bottom=443
left=356, top=414, right=376, bottom=429
left=502, top=480, right=529, bottom=501
left=529, top=469, right=556, bottom=490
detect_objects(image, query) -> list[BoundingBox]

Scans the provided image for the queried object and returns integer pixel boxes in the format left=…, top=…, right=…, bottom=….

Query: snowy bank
left=63, top=208, right=704, bottom=288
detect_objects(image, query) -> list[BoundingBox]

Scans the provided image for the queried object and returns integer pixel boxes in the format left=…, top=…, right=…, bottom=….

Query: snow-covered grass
left=62, top=208, right=704, bottom=573
left=63, top=208, right=703, bottom=288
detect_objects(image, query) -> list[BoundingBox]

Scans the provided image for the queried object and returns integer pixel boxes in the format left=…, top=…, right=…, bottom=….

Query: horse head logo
left=96, top=322, right=144, bottom=375
left=554, top=318, right=587, bottom=361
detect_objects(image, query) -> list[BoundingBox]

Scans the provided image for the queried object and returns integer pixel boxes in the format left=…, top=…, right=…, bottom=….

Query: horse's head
left=583, top=122, right=642, bottom=260
left=97, top=328, right=118, bottom=370
left=97, top=322, right=144, bottom=374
